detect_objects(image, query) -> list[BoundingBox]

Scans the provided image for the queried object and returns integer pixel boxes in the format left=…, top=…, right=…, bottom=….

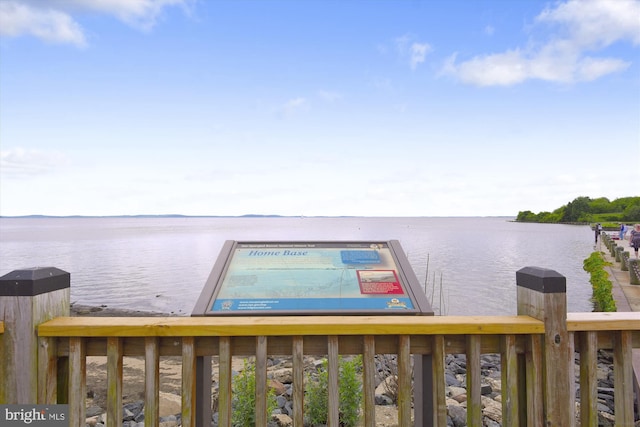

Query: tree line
left=516, top=196, right=640, bottom=224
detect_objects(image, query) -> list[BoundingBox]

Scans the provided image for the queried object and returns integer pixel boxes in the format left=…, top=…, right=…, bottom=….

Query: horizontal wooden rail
left=567, top=312, right=640, bottom=331
left=38, top=315, right=545, bottom=337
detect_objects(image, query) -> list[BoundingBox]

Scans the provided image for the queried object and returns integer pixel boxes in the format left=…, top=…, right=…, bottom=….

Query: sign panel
left=193, top=240, right=432, bottom=316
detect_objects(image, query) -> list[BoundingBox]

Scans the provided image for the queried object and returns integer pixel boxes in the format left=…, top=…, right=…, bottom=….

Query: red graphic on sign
left=357, top=270, right=404, bottom=294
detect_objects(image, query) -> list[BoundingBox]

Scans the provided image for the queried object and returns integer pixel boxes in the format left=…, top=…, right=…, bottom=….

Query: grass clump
left=583, top=252, right=617, bottom=312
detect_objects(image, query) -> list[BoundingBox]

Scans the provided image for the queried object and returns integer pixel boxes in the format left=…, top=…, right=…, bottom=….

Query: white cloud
left=0, top=0, right=192, bottom=46
left=442, top=0, right=639, bottom=86
left=536, top=0, right=640, bottom=48
left=410, top=42, right=431, bottom=70
left=576, top=56, right=631, bottom=81
left=318, top=90, right=342, bottom=102
left=59, top=0, right=193, bottom=32
left=394, top=34, right=432, bottom=70
left=445, top=50, right=528, bottom=86
left=0, top=148, right=69, bottom=178
left=278, top=97, right=309, bottom=118
left=0, top=2, right=86, bottom=47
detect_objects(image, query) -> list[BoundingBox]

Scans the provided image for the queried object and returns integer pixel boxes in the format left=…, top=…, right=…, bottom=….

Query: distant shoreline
left=1, top=214, right=516, bottom=219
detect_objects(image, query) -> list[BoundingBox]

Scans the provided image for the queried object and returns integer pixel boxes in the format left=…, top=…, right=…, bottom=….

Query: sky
left=0, top=0, right=639, bottom=217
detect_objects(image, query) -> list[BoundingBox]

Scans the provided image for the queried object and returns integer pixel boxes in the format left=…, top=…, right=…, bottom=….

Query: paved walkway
left=596, top=232, right=640, bottom=409
left=596, top=233, right=640, bottom=312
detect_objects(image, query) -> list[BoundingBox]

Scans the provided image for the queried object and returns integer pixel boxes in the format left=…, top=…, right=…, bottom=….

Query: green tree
left=623, top=204, right=640, bottom=222
left=588, top=197, right=611, bottom=213
left=561, top=197, right=591, bottom=222
left=611, top=196, right=640, bottom=212
left=516, top=196, right=639, bottom=224
left=516, top=210, right=536, bottom=221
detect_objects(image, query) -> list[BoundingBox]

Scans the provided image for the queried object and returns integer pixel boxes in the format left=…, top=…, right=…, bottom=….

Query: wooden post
left=516, top=266, right=573, bottom=427
left=0, top=267, right=70, bottom=404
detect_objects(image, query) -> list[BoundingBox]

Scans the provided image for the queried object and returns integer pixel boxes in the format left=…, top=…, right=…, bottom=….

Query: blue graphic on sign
left=340, top=250, right=381, bottom=264
left=212, top=297, right=413, bottom=312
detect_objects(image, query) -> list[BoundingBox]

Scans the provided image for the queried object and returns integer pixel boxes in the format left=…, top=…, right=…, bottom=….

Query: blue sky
left=1, top=0, right=638, bottom=217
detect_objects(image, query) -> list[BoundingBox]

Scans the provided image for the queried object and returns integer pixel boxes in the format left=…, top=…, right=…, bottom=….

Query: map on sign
left=207, top=242, right=416, bottom=313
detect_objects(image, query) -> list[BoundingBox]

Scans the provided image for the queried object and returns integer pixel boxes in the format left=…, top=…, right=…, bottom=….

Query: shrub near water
left=583, top=252, right=617, bottom=312
left=305, top=356, right=363, bottom=427
left=231, top=359, right=278, bottom=427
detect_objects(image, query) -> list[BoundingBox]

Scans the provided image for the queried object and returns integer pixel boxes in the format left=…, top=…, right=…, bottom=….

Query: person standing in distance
left=629, top=224, right=640, bottom=259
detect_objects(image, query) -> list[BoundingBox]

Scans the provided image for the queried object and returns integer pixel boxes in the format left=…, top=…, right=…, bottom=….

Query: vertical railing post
left=516, top=266, right=573, bottom=427
left=0, top=267, right=70, bottom=404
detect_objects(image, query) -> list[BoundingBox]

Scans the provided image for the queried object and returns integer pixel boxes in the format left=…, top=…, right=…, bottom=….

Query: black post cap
left=0, top=267, right=70, bottom=296
left=516, top=266, right=566, bottom=293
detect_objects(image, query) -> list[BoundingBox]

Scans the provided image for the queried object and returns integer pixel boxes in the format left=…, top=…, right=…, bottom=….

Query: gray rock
left=447, top=404, right=466, bottom=427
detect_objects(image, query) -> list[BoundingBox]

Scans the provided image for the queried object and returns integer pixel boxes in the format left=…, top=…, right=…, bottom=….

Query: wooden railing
left=34, top=313, right=640, bottom=427
left=2, top=266, right=640, bottom=426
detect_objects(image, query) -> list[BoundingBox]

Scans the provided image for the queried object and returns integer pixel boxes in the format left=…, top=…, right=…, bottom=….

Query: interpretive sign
left=192, top=240, right=432, bottom=315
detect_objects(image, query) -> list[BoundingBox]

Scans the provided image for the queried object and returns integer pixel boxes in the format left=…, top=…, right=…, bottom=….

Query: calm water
left=0, top=217, right=595, bottom=315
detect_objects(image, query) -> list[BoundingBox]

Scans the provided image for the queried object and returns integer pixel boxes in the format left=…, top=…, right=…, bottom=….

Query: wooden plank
left=613, top=331, right=634, bottom=425
left=466, top=335, right=482, bottom=425
left=218, top=337, right=232, bottom=427
left=432, top=335, right=447, bottom=427
left=37, top=336, right=57, bottom=404
left=291, top=337, right=304, bottom=427
left=255, top=336, right=268, bottom=427
left=525, top=334, right=543, bottom=427
left=362, top=336, right=376, bottom=427
left=181, top=337, right=196, bottom=427
left=543, top=292, right=573, bottom=427
left=567, top=312, right=640, bottom=331
left=144, top=337, right=159, bottom=427
left=0, top=320, right=4, bottom=334
left=56, top=356, right=69, bottom=404
left=327, top=335, right=339, bottom=427
left=38, top=315, right=544, bottom=337
left=106, top=337, right=123, bottom=427
left=53, top=333, right=535, bottom=358
left=579, top=331, right=598, bottom=427
left=397, top=335, right=411, bottom=427
left=1, top=296, right=36, bottom=403
left=68, top=337, right=85, bottom=427
left=501, top=334, right=519, bottom=427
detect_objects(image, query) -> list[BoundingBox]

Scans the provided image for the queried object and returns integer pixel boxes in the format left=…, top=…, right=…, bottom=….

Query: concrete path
left=597, top=233, right=640, bottom=311
left=596, top=232, right=640, bottom=412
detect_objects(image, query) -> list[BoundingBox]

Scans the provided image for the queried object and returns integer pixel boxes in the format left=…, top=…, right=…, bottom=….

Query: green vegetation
left=583, top=252, right=616, bottom=312
left=231, top=359, right=278, bottom=427
left=230, top=356, right=363, bottom=426
left=516, top=196, right=640, bottom=224
left=305, top=356, right=363, bottom=427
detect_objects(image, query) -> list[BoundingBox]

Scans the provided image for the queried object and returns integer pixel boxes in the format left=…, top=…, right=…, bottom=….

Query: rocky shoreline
left=72, top=306, right=634, bottom=427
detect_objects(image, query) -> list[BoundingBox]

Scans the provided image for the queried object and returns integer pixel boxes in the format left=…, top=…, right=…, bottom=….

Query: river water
left=0, top=216, right=595, bottom=315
